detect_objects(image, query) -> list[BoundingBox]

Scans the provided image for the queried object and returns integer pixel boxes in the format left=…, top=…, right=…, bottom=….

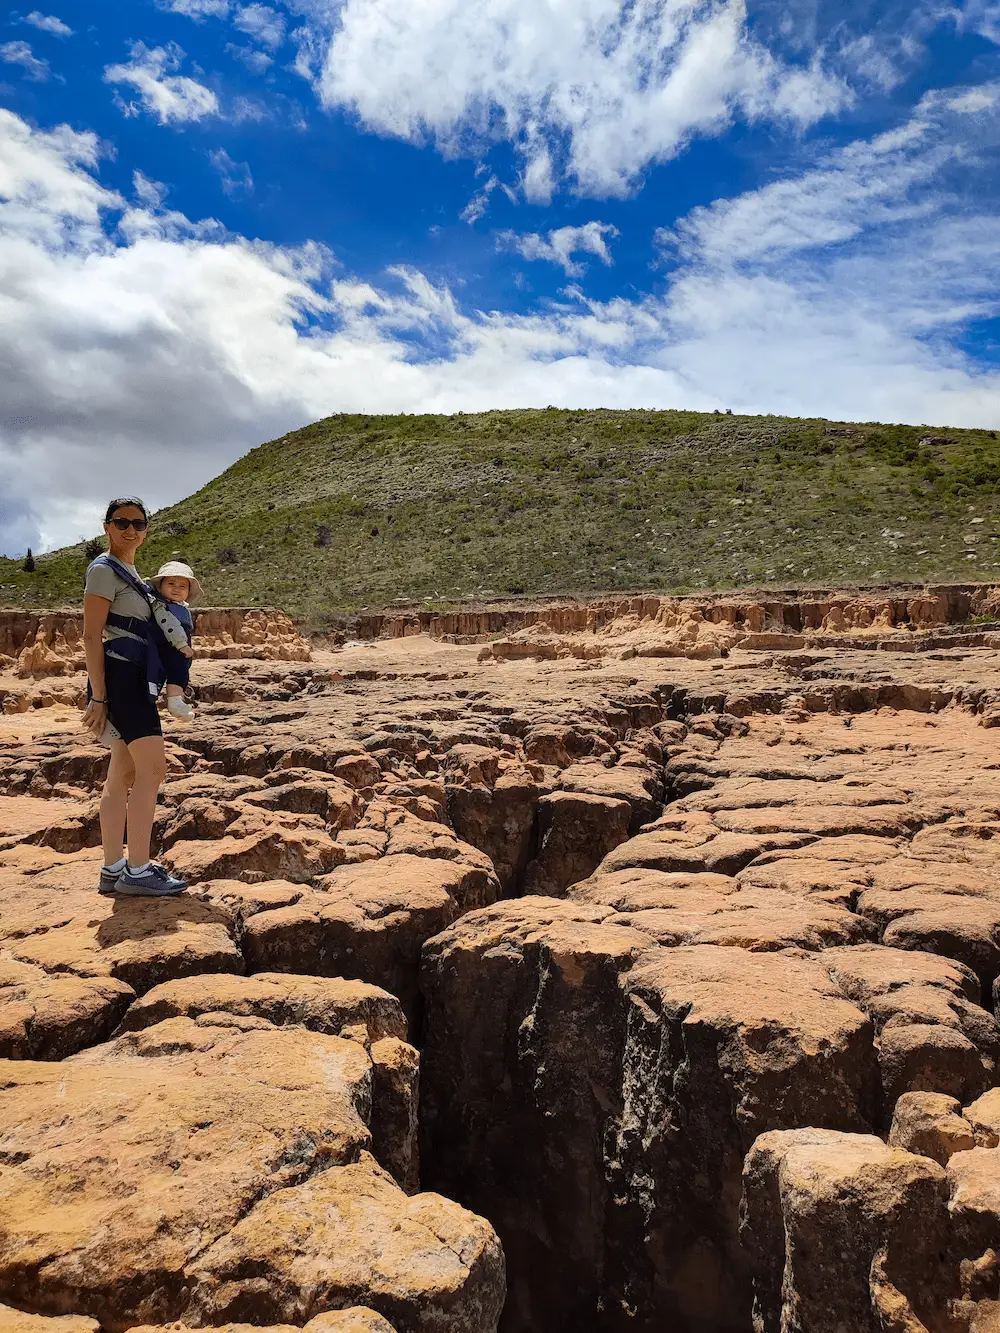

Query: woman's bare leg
left=124, top=734, right=167, bottom=866
left=100, top=739, right=134, bottom=865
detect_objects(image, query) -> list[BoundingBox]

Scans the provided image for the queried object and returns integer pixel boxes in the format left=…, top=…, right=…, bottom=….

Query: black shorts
left=105, top=656, right=162, bottom=745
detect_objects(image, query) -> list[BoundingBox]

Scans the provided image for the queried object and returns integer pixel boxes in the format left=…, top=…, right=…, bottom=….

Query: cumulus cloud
left=498, top=222, right=619, bottom=276
left=306, top=0, right=851, bottom=198
left=3, top=96, right=1000, bottom=556
left=0, top=40, right=51, bottom=80
left=23, top=12, right=73, bottom=36
left=233, top=3, right=285, bottom=49
left=104, top=42, right=220, bottom=123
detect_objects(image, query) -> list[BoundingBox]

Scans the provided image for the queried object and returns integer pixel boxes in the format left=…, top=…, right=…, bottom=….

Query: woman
left=82, top=497, right=187, bottom=897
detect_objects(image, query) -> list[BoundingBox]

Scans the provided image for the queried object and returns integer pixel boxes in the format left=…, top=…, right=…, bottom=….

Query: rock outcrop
left=4, top=610, right=1000, bottom=1333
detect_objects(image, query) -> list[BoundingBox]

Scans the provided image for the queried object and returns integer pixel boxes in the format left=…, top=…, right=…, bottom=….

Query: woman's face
left=104, top=505, right=148, bottom=559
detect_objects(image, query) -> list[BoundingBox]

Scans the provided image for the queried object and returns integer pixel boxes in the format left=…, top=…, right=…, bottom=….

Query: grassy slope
left=5, top=408, right=1000, bottom=624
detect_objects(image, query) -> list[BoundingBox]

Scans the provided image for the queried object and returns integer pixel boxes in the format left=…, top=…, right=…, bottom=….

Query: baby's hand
left=180, top=644, right=194, bottom=659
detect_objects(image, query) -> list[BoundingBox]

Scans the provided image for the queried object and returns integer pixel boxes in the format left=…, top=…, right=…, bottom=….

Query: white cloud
left=498, top=222, right=619, bottom=276
left=307, top=0, right=851, bottom=198
left=233, top=3, right=285, bottom=49
left=209, top=147, right=254, bottom=196
left=132, top=171, right=169, bottom=210
left=3, top=96, right=1000, bottom=557
left=23, top=12, right=73, bottom=36
left=657, top=84, right=1000, bottom=269
left=0, top=40, right=51, bottom=80
left=959, top=0, right=1000, bottom=42
left=158, top=0, right=231, bottom=18
left=226, top=41, right=272, bottom=72
left=104, top=42, right=220, bottom=124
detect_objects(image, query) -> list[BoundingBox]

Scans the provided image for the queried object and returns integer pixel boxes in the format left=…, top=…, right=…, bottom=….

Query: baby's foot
left=166, top=696, right=195, bottom=721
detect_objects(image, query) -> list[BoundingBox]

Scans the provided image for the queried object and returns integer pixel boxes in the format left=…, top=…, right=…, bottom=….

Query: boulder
left=820, top=944, right=1000, bottom=1119
left=556, top=761, right=663, bottom=833
left=607, top=947, right=878, bottom=1330
left=857, top=886, right=1000, bottom=998
left=946, top=1146, right=1000, bottom=1259
left=185, top=1154, right=504, bottom=1333
left=880, top=1023, right=994, bottom=1111
left=742, top=1128, right=951, bottom=1333
left=888, top=1092, right=981, bottom=1164
left=966, top=1088, right=1000, bottom=1141
left=0, top=1017, right=491, bottom=1331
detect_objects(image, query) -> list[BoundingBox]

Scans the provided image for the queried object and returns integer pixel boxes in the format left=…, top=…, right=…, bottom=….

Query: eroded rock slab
left=0, top=1013, right=494, bottom=1332
left=8, top=627, right=1000, bottom=1333
left=122, top=971, right=407, bottom=1041
left=0, top=850, right=243, bottom=994
left=0, top=1305, right=100, bottom=1333
left=421, top=899, right=881, bottom=1333
left=185, top=1154, right=504, bottom=1333
left=742, top=1128, right=951, bottom=1333
left=243, top=854, right=499, bottom=1022
left=0, top=957, right=133, bottom=1059
left=608, top=946, right=878, bottom=1331
left=128, top=1312, right=396, bottom=1333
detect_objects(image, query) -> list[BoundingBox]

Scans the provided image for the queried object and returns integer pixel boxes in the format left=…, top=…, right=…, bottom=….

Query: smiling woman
left=81, top=497, right=188, bottom=899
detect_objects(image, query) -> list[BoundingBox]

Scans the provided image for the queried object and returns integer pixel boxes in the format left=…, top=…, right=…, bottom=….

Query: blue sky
left=3, top=0, right=1000, bottom=554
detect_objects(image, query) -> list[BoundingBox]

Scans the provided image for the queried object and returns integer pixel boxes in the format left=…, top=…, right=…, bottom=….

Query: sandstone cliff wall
left=317, top=583, right=1000, bottom=647
left=0, top=606, right=310, bottom=678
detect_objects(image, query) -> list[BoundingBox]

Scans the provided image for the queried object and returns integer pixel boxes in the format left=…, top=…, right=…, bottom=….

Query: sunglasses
left=108, top=517, right=148, bottom=531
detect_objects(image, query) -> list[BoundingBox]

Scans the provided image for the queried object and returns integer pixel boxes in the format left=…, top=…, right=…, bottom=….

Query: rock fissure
left=5, top=610, right=1000, bottom=1331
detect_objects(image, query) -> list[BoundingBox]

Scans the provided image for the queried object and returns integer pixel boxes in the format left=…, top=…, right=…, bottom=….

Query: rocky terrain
left=3, top=588, right=1000, bottom=1332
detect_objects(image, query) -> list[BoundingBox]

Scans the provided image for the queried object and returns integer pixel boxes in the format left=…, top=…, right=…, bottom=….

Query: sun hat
left=149, top=560, right=204, bottom=604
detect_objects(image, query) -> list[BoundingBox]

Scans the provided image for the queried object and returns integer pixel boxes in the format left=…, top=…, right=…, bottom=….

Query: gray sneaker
left=99, top=864, right=125, bottom=895
left=116, top=862, right=187, bottom=897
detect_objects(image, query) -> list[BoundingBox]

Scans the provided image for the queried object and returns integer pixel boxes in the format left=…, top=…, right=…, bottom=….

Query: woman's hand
left=82, top=699, right=107, bottom=740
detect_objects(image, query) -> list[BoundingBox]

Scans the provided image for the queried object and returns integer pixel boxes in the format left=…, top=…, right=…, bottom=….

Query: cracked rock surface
left=4, top=620, right=1000, bottom=1330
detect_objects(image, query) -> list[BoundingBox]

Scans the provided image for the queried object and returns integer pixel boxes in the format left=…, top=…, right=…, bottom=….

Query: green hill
left=5, top=408, right=1000, bottom=624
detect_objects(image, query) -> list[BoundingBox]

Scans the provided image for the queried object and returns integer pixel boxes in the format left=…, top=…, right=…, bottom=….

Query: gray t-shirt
left=84, top=559, right=151, bottom=663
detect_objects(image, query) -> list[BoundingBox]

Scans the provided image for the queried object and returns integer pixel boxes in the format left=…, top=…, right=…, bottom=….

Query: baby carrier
left=87, top=554, right=189, bottom=699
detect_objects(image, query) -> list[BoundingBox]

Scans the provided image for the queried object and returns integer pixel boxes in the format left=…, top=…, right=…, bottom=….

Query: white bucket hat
left=149, top=560, right=204, bottom=604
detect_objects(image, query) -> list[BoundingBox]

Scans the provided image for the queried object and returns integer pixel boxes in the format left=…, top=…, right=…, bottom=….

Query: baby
left=148, top=561, right=203, bottom=720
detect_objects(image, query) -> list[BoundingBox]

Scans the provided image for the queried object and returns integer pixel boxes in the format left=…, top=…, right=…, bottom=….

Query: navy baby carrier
left=87, top=554, right=169, bottom=699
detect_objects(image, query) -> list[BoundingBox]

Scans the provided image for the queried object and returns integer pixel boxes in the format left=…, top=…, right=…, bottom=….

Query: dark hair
left=104, top=497, right=148, bottom=523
